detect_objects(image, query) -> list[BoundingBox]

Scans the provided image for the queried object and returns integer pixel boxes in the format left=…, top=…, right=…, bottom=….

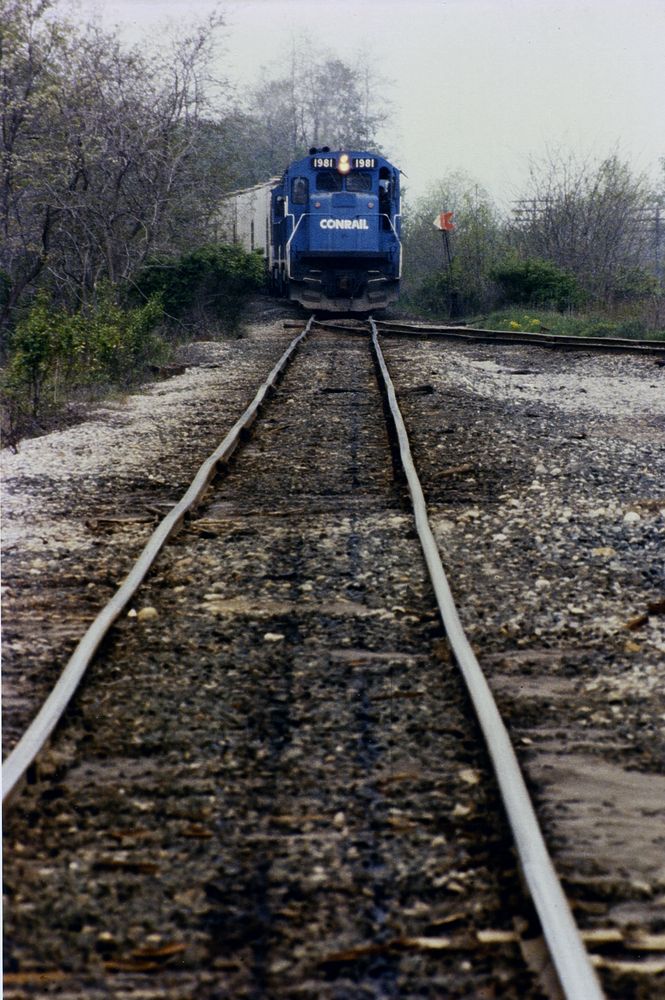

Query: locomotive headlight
left=338, top=153, right=351, bottom=175
left=368, top=201, right=375, bottom=208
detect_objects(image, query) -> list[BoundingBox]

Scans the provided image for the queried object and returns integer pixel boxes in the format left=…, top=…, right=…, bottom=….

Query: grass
left=470, top=308, right=665, bottom=341
left=393, top=291, right=665, bottom=341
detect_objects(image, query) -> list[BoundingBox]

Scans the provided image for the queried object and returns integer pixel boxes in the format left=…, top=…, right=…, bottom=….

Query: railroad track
left=3, top=316, right=615, bottom=996
left=308, top=316, right=665, bottom=355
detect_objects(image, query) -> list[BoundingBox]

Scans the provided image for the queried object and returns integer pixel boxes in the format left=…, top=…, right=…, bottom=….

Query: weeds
left=1, top=291, right=165, bottom=449
left=473, top=308, right=665, bottom=340
left=1, top=243, right=265, bottom=448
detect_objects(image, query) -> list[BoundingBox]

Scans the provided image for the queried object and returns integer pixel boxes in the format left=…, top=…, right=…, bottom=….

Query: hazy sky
left=58, top=0, right=665, bottom=207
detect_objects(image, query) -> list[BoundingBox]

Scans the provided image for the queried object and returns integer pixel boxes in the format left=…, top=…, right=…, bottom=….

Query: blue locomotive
left=217, top=149, right=401, bottom=313
left=270, top=148, right=401, bottom=311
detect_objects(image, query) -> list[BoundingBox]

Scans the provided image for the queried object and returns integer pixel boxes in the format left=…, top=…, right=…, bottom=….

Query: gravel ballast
left=3, top=315, right=665, bottom=997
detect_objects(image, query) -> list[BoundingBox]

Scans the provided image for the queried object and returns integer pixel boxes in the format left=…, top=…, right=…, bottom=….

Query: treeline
left=1, top=1, right=389, bottom=441
left=1, top=2, right=389, bottom=325
left=2, top=2, right=663, bottom=445
left=402, top=154, right=665, bottom=331
left=2, top=1, right=222, bottom=325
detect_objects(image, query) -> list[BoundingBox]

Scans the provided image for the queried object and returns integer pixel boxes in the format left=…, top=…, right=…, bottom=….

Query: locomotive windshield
left=346, top=173, right=373, bottom=192
left=291, top=177, right=309, bottom=204
left=316, top=171, right=374, bottom=193
left=316, top=171, right=343, bottom=191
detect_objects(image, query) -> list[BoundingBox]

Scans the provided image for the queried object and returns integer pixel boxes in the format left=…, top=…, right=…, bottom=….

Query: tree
left=246, top=38, right=391, bottom=176
left=1, top=0, right=67, bottom=330
left=510, top=151, right=653, bottom=305
left=402, top=173, right=503, bottom=314
left=0, top=0, right=230, bottom=330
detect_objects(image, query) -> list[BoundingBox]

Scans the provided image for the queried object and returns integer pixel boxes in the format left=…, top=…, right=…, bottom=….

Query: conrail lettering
left=319, top=218, right=369, bottom=230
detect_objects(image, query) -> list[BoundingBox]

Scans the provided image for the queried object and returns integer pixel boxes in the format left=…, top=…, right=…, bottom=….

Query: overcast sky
left=57, top=0, right=665, bottom=207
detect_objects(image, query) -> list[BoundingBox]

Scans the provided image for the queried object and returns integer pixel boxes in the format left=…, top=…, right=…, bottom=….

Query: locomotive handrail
left=387, top=212, right=403, bottom=277
left=2, top=319, right=314, bottom=807
left=284, top=209, right=305, bottom=281
left=369, top=318, right=605, bottom=1000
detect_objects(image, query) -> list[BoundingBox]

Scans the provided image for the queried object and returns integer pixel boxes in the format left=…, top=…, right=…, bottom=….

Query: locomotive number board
left=311, top=156, right=377, bottom=169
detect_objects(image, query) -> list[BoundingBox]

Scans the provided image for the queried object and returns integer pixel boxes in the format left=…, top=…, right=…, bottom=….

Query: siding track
left=312, top=317, right=665, bottom=354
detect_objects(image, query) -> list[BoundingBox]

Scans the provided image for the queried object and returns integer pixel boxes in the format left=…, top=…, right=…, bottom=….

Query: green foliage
left=2, top=290, right=165, bottom=442
left=475, top=308, right=664, bottom=341
left=587, top=316, right=651, bottom=339
left=135, top=244, right=265, bottom=330
left=413, top=261, right=463, bottom=318
left=4, top=292, right=61, bottom=416
left=69, top=289, right=166, bottom=382
left=611, top=266, right=658, bottom=302
left=402, top=173, right=504, bottom=317
left=490, top=257, right=584, bottom=311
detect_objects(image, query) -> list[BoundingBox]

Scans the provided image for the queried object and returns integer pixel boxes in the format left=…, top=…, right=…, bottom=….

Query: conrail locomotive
left=217, top=148, right=402, bottom=312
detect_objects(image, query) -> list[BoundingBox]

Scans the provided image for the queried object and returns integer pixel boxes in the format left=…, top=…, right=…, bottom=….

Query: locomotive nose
left=311, top=191, right=378, bottom=250
left=267, top=150, right=401, bottom=311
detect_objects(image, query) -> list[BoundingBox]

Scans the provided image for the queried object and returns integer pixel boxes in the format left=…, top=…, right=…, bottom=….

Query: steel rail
left=369, top=317, right=605, bottom=1000
left=2, top=318, right=315, bottom=807
left=374, top=319, right=665, bottom=354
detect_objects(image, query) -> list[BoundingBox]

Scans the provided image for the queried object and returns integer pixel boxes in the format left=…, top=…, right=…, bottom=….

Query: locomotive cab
left=270, top=149, right=401, bottom=312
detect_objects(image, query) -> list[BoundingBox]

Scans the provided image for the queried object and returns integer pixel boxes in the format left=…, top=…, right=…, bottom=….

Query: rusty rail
left=374, top=318, right=665, bottom=354
left=2, top=319, right=314, bottom=806
left=369, top=317, right=605, bottom=1000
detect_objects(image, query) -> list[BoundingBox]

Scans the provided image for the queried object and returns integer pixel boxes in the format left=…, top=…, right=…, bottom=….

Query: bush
left=68, top=289, right=165, bottom=383
left=0, top=270, right=11, bottom=313
left=586, top=319, right=632, bottom=338
left=1, top=290, right=165, bottom=445
left=135, top=244, right=265, bottom=330
left=417, top=267, right=457, bottom=317
left=611, top=266, right=658, bottom=303
left=490, top=257, right=584, bottom=311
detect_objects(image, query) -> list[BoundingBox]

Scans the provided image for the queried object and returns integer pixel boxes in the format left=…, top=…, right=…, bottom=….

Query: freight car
left=217, top=148, right=402, bottom=312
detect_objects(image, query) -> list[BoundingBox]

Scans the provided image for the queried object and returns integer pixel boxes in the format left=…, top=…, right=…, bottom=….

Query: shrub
left=1, top=290, right=164, bottom=445
left=69, top=289, right=165, bottom=383
left=4, top=292, right=63, bottom=417
left=490, top=257, right=584, bottom=311
left=135, top=244, right=265, bottom=330
left=412, top=259, right=471, bottom=318
left=611, top=266, right=658, bottom=302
